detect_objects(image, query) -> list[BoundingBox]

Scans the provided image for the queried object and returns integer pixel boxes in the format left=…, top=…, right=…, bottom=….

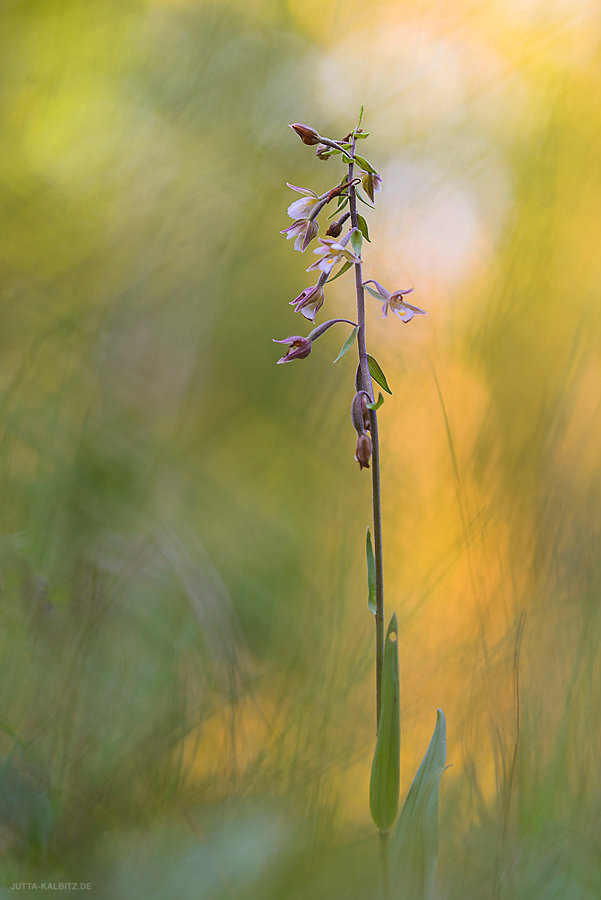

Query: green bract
left=367, top=355, right=392, bottom=394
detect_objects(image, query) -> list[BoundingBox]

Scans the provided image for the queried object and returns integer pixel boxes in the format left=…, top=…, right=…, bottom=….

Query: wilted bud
left=289, top=123, right=322, bottom=146
left=362, top=171, right=382, bottom=203
left=351, top=391, right=370, bottom=434
left=315, top=143, right=331, bottom=160
left=355, top=432, right=372, bottom=470
left=273, top=335, right=312, bottom=365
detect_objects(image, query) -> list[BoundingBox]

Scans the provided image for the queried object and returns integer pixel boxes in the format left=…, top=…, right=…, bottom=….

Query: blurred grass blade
left=369, top=614, right=400, bottom=832
left=391, top=709, right=447, bottom=899
left=366, top=527, right=376, bottom=614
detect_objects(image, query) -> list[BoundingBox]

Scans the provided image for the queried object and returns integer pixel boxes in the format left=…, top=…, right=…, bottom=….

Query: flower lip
left=306, top=236, right=361, bottom=273
left=363, top=279, right=426, bottom=322
left=386, top=291, right=427, bottom=323
left=273, top=335, right=312, bottom=364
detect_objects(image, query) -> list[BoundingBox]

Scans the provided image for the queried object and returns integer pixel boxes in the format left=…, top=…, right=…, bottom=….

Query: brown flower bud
left=289, top=123, right=322, bottom=146
left=326, top=221, right=342, bottom=238
left=355, top=432, right=372, bottom=470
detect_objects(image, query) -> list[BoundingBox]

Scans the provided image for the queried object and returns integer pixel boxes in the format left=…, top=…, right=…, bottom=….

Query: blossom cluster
left=275, top=119, right=425, bottom=360
left=274, top=116, right=427, bottom=467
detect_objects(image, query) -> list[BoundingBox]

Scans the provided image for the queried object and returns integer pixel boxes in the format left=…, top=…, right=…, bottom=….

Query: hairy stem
left=348, top=140, right=385, bottom=728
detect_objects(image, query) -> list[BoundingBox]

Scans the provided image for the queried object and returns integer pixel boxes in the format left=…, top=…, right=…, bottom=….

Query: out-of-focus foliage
left=1, top=0, right=601, bottom=896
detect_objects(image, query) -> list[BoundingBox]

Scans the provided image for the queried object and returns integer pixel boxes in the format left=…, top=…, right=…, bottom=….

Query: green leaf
left=364, top=283, right=386, bottom=301
left=350, top=228, right=363, bottom=258
left=366, top=528, right=376, bottom=614
left=367, top=355, right=392, bottom=394
left=328, top=196, right=349, bottom=218
left=333, top=326, right=359, bottom=363
left=356, top=189, right=376, bottom=209
left=366, top=392, right=384, bottom=411
left=369, top=614, right=400, bottom=831
left=390, top=709, right=447, bottom=900
left=355, top=131, right=370, bottom=139
left=326, top=260, right=353, bottom=283
left=356, top=214, right=371, bottom=242
left=355, top=104, right=364, bottom=131
left=354, top=154, right=378, bottom=175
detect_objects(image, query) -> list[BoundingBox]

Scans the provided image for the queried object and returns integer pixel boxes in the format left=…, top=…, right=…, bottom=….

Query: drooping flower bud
left=326, top=211, right=351, bottom=239
left=355, top=432, right=373, bottom=470
left=289, top=123, right=322, bottom=146
left=273, top=336, right=312, bottom=365
left=316, top=143, right=331, bottom=160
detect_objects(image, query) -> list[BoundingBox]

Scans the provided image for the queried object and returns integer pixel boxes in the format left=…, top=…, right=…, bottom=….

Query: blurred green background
left=1, top=0, right=600, bottom=896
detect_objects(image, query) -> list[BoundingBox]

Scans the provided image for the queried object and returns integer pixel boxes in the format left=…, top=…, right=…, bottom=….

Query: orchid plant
left=275, top=110, right=447, bottom=900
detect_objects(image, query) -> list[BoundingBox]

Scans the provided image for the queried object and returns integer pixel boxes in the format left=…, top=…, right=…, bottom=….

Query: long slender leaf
left=327, top=196, right=349, bottom=218
left=356, top=189, right=375, bottom=208
left=369, top=614, right=400, bottom=832
left=390, top=709, right=447, bottom=900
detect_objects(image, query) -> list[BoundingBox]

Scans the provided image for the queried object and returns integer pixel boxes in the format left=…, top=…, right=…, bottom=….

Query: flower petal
left=286, top=183, right=318, bottom=197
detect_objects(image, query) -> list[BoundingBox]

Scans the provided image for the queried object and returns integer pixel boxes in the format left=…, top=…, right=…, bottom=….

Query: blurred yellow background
left=1, top=0, right=600, bottom=896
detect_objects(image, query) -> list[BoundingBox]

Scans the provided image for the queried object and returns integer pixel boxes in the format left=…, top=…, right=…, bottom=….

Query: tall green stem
left=348, top=141, right=385, bottom=728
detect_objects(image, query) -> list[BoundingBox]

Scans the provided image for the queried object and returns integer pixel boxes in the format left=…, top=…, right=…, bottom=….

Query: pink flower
left=286, top=183, right=320, bottom=220
left=280, top=218, right=318, bottom=252
left=290, top=283, right=325, bottom=322
left=363, top=279, right=426, bottom=323
left=273, top=335, right=312, bottom=364
left=306, top=236, right=361, bottom=274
